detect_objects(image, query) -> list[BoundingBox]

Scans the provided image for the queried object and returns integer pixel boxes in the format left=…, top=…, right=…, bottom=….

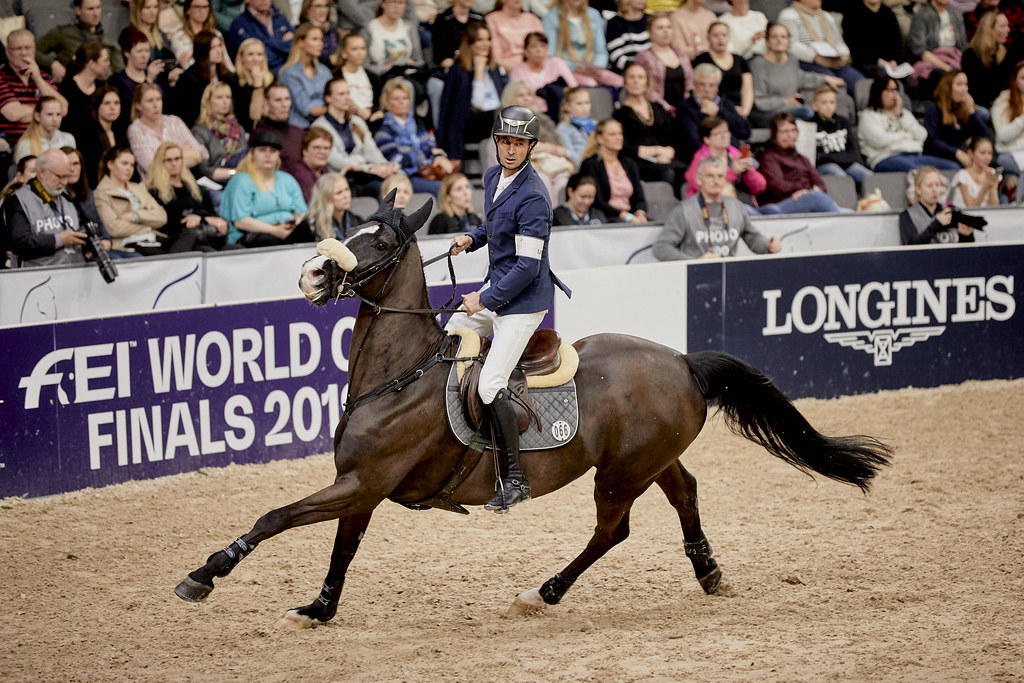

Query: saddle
left=457, top=329, right=564, bottom=435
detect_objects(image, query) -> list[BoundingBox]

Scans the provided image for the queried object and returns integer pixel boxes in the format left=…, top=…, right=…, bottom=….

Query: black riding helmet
left=492, top=105, right=539, bottom=171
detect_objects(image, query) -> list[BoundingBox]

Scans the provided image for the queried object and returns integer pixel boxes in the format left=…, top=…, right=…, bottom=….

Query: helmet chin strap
left=495, top=139, right=537, bottom=173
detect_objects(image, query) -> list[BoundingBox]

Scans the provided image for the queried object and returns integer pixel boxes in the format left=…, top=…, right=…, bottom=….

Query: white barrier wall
left=2, top=207, right=1023, bottom=327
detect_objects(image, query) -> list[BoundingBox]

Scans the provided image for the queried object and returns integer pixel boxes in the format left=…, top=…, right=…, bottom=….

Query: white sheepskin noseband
left=317, top=238, right=358, bottom=272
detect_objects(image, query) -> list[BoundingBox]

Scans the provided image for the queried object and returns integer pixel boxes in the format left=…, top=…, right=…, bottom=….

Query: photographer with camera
left=900, top=166, right=984, bottom=245
left=3, top=149, right=90, bottom=269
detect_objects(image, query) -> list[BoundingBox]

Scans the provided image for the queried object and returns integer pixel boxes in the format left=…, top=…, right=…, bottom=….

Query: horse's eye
left=375, top=242, right=388, bottom=252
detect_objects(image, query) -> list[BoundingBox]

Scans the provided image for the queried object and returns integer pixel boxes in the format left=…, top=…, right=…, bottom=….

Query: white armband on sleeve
left=515, top=234, right=544, bottom=260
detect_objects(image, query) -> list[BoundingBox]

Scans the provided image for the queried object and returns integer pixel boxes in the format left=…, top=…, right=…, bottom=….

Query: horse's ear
left=402, top=197, right=434, bottom=238
left=379, top=188, right=397, bottom=214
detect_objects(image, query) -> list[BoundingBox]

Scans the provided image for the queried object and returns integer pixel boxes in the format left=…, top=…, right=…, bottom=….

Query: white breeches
left=445, top=306, right=546, bottom=404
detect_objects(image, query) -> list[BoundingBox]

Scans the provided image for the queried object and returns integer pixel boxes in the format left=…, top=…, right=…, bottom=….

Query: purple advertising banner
left=686, top=244, right=1024, bottom=399
left=0, top=283, right=483, bottom=499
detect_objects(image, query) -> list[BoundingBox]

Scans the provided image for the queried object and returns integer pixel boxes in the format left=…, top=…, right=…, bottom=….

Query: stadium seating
left=821, top=174, right=858, bottom=210
left=642, top=181, right=679, bottom=222
left=862, top=172, right=910, bottom=210
left=587, top=87, right=615, bottom=122
left=351, top=196, right=380, bottom=219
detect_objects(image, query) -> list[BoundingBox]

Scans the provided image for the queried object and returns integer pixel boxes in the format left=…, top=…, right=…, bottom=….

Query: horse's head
left=298, top=190, right=433, bottom=306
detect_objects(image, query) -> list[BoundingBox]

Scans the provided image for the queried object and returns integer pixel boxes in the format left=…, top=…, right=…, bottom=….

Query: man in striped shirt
left=0, top=30, right=68, bottom=148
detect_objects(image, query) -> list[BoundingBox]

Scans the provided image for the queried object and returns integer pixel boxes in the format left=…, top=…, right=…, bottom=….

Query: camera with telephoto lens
left=948, top=208, right=987, bottom=231
left=82, top=219, right=118, bottom=283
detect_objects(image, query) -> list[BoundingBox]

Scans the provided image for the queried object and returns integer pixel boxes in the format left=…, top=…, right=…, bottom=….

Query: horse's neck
left=348, top=244, right=445, bottom=390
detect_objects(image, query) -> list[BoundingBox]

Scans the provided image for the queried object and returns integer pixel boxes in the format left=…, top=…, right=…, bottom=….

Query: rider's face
left=496, top=135, right=531, bottom=172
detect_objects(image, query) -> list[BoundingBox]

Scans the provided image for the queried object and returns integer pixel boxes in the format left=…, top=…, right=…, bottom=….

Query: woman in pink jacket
left=684, top=116, right=770, bottom=214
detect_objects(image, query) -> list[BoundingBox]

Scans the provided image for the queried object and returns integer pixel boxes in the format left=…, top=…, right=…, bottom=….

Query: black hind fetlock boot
left=483, top=389, right=531, bottom=513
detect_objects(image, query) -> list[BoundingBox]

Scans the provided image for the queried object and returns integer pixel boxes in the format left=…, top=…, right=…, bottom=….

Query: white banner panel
left=0, top=255, right=204, bottom=327
left=555, top=261, right=689, bottom=351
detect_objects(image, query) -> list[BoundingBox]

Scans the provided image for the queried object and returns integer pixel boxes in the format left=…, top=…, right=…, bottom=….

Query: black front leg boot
left=483, top=389, right=531, bottom=514
left=174, top=537, right=259, bottom=602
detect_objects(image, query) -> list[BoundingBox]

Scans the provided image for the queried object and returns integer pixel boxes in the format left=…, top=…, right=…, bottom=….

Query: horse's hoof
left=697, top=567, right=723, bottom=595
left=174, top=576, right=214, bottom=602
left=276, top=609, right=316, bottom=630
left=506, top=587, right=546, bottom=618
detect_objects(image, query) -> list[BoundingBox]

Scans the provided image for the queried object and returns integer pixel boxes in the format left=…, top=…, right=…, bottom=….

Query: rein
left=336, top=242, right=479, bottom=414
left=334, top=246, right=463, bottom=317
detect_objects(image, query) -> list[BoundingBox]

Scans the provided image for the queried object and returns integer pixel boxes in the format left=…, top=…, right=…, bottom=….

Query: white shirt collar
left=494, top=165, right=526, bottom=202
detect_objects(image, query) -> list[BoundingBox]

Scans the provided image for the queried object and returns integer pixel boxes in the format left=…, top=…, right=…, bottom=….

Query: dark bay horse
left=175, top=195, right=892, bottom=628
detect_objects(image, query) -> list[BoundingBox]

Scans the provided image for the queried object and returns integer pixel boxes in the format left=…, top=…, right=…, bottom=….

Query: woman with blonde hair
left=191, top=81, right=248, bottom=183
left=130, top=0, right=183, bottom=81
left=219, top=129, right=311, bottom=247
left=127, top=82, right=209, bottom=174
left=279, top=23, right=333, bottom=127
left=299, top=0, right=342, bottom=65
left=169, top=0, right=223, bottom=67
left=428, top=172, right=482, bottom=234
left=146, top=141, right=230, bottom=251
left=579, top=118, right=648, bottom=224
left=962, top=11, right=1021, bottom=108
left=94, top=145, right=169, bottom=254
left=542, top=0, right=623, bottom=88
left=13, top=97, right=76, bottom=163
left=225, top=38, right=274, bottom=131
left=373, top=77, right=453, bottom=196
left=900, top=165, right=975, bottom=244
left=295, top=173, right=364, bottom=240
left=379, top=170, right=413, bottom=209
left=332, top=32, right=382, bottom=122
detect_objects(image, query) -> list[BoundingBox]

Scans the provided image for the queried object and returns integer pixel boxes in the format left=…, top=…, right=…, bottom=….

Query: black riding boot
left=483, top=389, right=531, bottom=513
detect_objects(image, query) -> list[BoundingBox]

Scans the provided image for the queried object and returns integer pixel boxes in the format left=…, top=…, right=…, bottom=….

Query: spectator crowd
left=2, top=0, right=1023, bottom=268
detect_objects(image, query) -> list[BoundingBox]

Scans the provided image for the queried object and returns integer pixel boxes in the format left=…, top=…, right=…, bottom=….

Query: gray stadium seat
left=862, top=172, right=910, bottom=209
left=350, top=196, right=380, bottom=219
left=822, top=174, right=858, bottom=210
left=408, top=192, right=440, bottom=226
left=471, top=186, right=488, bottom=214
left=749, top=128, right=771, bottom=145
left=750, top=0, right=789, bottom=22
left=462, top=142, right=482, bottom=179
left=643, top=181, right=679, bottom=222
left=587, top=87, right=615, bottom=122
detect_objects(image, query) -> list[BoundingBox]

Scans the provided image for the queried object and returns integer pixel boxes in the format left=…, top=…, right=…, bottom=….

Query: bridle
left=328, top=230, right=463, bottom=317
left=326, top=229, right=478, bottom=414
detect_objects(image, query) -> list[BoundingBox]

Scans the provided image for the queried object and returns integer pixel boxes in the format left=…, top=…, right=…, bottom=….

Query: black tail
left=686, top=351, right=892, bottom=492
